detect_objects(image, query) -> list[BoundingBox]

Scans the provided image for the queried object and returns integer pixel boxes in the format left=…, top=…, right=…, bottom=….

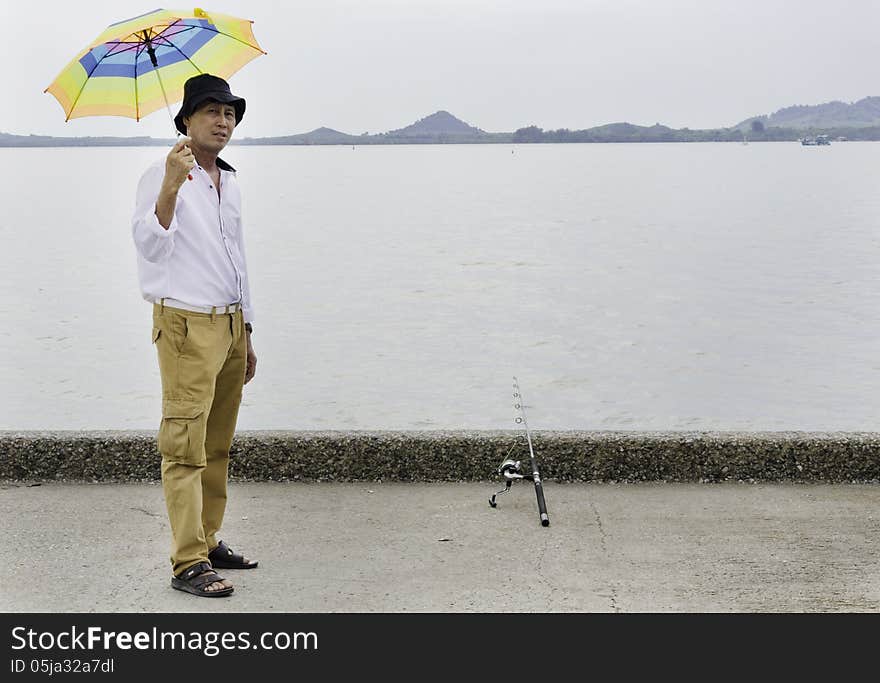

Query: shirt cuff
left=148, top=209, right=179, bottom=237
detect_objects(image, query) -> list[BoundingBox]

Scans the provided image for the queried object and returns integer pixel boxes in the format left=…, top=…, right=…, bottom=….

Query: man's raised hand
left=165, top=137, right=195, bottom=188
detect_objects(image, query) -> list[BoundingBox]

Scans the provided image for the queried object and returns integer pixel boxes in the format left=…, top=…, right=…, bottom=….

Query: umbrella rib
left=63, top=38, right=146, bottom=120
left=64, top=47, right=117, bottom=122
left=155, top=22, right=195, bottom=40
left=103, top=41, right=141, bottom=57
left=150, top=33, right=204, bottom=75
left=168, top=20, right=267, bottom=55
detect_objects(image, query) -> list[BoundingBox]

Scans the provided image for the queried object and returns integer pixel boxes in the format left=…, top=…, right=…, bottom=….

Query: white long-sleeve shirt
left=131, top=156, right=254, bottom=323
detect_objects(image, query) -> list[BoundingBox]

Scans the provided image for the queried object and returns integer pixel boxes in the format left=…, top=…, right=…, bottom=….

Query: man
left=132, top=74, right=258, bottom=597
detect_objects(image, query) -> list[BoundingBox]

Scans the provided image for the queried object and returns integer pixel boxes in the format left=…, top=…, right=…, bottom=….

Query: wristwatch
left=245, top=322, right=253, bottom=334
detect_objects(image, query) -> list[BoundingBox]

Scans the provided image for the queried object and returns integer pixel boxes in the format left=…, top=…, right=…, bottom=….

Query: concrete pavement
left=1, top=481, right=879, bottom=612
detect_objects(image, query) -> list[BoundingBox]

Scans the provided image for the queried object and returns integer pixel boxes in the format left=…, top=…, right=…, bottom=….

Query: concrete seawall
left=2, top=430, right=880, bottom=482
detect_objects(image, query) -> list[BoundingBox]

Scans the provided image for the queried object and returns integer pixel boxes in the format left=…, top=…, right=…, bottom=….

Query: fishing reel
left=488, top=457, right=533, bottom=508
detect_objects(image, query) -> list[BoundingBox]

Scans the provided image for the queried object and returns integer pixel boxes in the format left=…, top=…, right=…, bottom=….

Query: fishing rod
left=488, top=377, right=550, bottom=527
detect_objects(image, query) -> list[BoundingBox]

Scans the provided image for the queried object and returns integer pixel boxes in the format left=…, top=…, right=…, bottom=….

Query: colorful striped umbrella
left=45, top=7, right=266, bottom=130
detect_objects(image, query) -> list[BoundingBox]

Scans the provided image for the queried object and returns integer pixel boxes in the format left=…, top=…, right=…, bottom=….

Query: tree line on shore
left=510, top=122, right=875, bottom=143
left=4, top=115, right=879, bottom=147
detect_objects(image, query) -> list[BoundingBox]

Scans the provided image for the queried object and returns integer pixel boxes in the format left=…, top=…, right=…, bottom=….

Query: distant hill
left=737, top=96, right=880, bottom=130
left=386, top=110, right=485, bottom=137
left=239, top=110, right=500, bottom=145
left=583, top=122, right=677, bottom=141
left=240, top=126, right=361, bottom=145
left=512, top=122, right=701, bottom=143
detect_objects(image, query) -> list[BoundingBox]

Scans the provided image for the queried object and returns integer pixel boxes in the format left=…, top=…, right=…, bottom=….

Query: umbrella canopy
left=45, top=7, right=266, bottom=124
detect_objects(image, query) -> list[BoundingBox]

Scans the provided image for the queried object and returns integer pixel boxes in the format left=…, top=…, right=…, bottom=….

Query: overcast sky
left=4, top=0, right=879, bottom=138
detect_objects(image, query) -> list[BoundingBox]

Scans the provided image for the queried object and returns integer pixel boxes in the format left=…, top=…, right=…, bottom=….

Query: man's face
left=183, top=99, right=237, bottom=153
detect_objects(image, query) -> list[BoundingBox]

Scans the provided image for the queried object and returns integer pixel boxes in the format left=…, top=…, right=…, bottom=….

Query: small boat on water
left=800, top=134, right=830, bottom=146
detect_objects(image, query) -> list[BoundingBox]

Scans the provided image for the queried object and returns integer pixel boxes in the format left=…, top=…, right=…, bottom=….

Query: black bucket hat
left=174, top=74, right=246, bottom=135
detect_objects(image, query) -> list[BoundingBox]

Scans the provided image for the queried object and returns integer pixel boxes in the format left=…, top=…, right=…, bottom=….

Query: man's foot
left=171, top=562, right=234, bottom=597
left=209, top=540, right=259, bottom=569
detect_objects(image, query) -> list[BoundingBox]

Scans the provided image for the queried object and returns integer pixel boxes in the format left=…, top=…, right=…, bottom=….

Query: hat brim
left=174, top=91, right=246, bottom=135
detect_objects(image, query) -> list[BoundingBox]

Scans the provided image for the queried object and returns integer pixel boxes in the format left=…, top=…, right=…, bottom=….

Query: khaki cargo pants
left=151, top=300, right=247, bottom=576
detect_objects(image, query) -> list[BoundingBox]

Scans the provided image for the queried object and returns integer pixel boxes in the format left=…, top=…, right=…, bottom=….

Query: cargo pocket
left=158, top=399, right=206, bottom=466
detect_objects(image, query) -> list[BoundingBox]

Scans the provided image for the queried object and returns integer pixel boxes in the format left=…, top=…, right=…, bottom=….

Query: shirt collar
left=217, top=157, right=236, bottom=173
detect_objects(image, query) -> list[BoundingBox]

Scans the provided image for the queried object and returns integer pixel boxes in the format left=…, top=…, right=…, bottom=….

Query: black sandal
left=171, top=562, right=234, bottom=597
left=209, top=540, right=259, bottom=569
